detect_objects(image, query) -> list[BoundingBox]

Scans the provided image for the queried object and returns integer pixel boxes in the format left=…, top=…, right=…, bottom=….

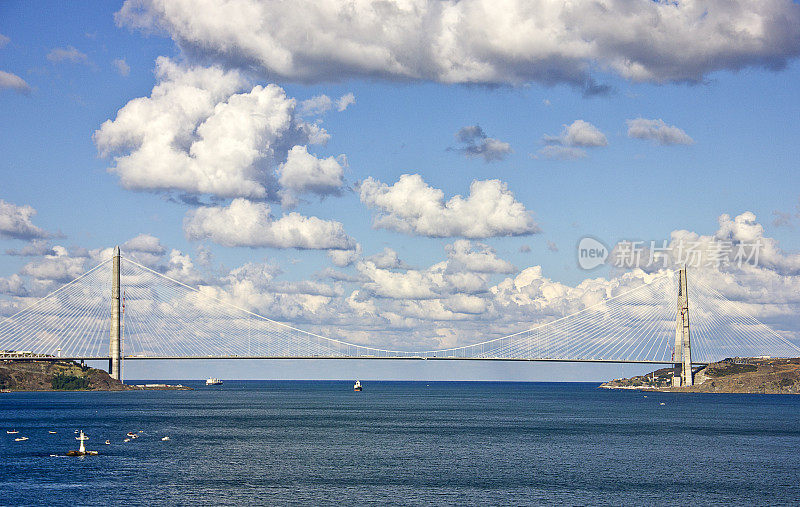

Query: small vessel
left=353, top=380, right=362, bottom=391
left=14, top=436, right=28, bottom=442
left=105, top=440, right=111, bottom=445
left=206, top=378, right=223, bottom=386
left=66, top=430, right=97, bottom=456
left=660, top=402, right=666, bottom=406
left=48, top=431, right=57, bottom=434
left=124, top=438, right=130, bottom=442
left=126, top=432, right=136, bottom=437
left=161, top=436, right=170, bottom=441
left=7, top=430, right=19, bottom=434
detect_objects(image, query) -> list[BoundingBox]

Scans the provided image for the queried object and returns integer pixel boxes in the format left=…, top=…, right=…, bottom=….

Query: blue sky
left=1, top=1, right=799, bottom=380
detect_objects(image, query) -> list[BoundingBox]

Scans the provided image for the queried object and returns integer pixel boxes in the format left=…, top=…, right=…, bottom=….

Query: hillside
left=600, top=358, right=800, bottom=394
left=0, top=360, right=136, bottom=391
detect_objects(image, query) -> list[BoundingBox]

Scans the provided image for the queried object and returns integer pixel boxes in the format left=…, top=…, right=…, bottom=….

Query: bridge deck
left=1, top=355, right=708, bottom=365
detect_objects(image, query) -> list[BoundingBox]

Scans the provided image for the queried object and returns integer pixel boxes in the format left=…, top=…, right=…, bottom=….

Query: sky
left=0, top=1, right=799, bottom=381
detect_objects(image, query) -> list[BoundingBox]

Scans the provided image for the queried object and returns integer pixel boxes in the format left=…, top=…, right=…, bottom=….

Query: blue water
left=1, top=381, right=799, bottom=505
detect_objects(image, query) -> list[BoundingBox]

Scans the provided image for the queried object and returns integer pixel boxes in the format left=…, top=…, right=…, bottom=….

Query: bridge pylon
left=673, top=267, right=692, bottom=386
left=109, top=246, right=122, bottom=381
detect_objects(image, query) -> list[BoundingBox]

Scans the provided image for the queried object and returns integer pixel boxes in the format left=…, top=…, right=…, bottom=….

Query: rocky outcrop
left=0, top=360, right=135, bottom=391
left=600, top=358, right=800, bottom=394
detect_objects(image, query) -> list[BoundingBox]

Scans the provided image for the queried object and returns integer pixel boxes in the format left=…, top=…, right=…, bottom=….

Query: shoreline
left=599, top=357, right=800, bottom=394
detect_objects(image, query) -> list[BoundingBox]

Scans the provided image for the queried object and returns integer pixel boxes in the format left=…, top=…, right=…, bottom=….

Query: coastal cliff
left=600, top=357, right=800, bottom=394
left=0, top=360, right=137, bottom=391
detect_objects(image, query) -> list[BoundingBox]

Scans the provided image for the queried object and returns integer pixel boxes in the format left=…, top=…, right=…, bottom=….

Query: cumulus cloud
left=538, top=120, right=607, bottom=159
left=360, top=174, right=540, bottom=239
left=184, top=198, right=355, bottom=249
left=6, top=239, right=55, bottom=257
left=328, top=244, right=362, bottom=267
left=19, top=247, right=88, bottom=283
left=336, top=93, right=355, bottom=112
left=116, top=0, right=800, bottom=88
left=0, top=200, right=50, bottom=240
left=546, top=240, right=559, bottom=252
left=122, top=233, right=166, bottom=255
left=94, top=57, right=329, bottom=200
left=112, top=57, right=130, bottom=76
left=0, top=274, right=27, bottom=297
left=47, top=46, right=89, bottom=64
left=298, top=94, right=332, bottom=116
left=451, top=125, right=512, bottom=162
left=366, top=247, right=408, bottom=270
left=276, top=145, right=345, bottom=207
left=0, top=71, right=30, bottom=94
left=626, top=118, right=694, bottom=146
left=445, top=240, right=515, bottom=274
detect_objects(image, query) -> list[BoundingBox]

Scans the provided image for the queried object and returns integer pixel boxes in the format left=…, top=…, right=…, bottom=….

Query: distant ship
left=354, top=380, right=362, bottom=391
left=206, top=378, right=223, bottom=386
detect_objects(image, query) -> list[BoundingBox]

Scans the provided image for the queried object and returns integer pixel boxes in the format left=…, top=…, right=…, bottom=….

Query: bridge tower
left=672, top=267, right=693, bottom=386
left=109, top=246, right=122, bottom=381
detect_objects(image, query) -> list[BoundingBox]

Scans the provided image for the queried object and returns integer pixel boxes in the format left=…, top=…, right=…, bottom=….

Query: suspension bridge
left=1, top=247, right=798, bottom=384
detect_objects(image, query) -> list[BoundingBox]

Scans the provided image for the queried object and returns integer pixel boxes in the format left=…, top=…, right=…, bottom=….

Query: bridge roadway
left=0, top=354, right=708, bottom=365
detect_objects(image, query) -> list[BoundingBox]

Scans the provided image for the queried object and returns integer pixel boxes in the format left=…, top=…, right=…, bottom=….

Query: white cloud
left=538, top=119, right=606, bottom=159
left=276, top=145, right=345, bottom=207
left=0, top=71, right=30, bottom=94
left=19, top=248, right=87, bottom=283
left=445, top=240, right=515, bottom=274
left=113, top=57, right=130, bottom=76
left=118, top=1, right=800, bottom=87
left=6, top=239, right=55, bottom=257
left=366, top=247, right=408, bottom=270
left=452, top=125, right=512, bottom=162
left=626, top=118, right=694, bottom=146
left=298, top=94, right=332, bottom=116
left=360, top=174, right=540, bottom=238
left=336, top=92, right=355, bottom=112
left=122, top=233, right=166, bottom=255
left=0, top=274, right=27, bottom=297
left=47, top=46, right=89, bottom=64
left=328, top=244, right=362, bottom=267
left=0, top=33, right=9, bottom=48
left=184, top=198, right=355, bottom=249
left=0, top=200, right=50, bottom=240
left=94, top=57, right=328, bottom=200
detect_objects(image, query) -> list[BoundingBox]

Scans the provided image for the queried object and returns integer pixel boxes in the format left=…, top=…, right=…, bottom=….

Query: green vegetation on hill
left=705, top=363, right=757, bottom=377
left=51, top=373, right=90, bottom=390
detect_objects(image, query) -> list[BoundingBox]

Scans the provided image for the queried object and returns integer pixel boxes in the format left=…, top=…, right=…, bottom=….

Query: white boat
left=354, top=380, right=362, bottom=391
left=15, top=436, right=28, bottom=442
left=206, top=378, right=223, bottom=386
left=48, top=431, right=57, bottom=434
left=7, top=430, right=19, bottom=434
left=161, top=436, right=170, bottom=441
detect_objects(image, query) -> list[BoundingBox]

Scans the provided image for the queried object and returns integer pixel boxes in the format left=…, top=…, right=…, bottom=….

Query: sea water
left=1, top=381, right=799, bottom=505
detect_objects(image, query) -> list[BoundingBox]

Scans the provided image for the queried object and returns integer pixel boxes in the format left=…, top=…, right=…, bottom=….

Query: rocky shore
left=600, top=357, right=800, bottom=394
left=0, top=360, right=190, bottom=391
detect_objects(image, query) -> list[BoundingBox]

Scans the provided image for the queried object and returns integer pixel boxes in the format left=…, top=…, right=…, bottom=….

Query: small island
left=0, top=359, right=190, bottom=392
left=601, top=357, right=800, bottom=394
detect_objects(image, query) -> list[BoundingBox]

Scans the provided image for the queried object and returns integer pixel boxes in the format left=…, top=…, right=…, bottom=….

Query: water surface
left=1, top=381, right=799, bottom=505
